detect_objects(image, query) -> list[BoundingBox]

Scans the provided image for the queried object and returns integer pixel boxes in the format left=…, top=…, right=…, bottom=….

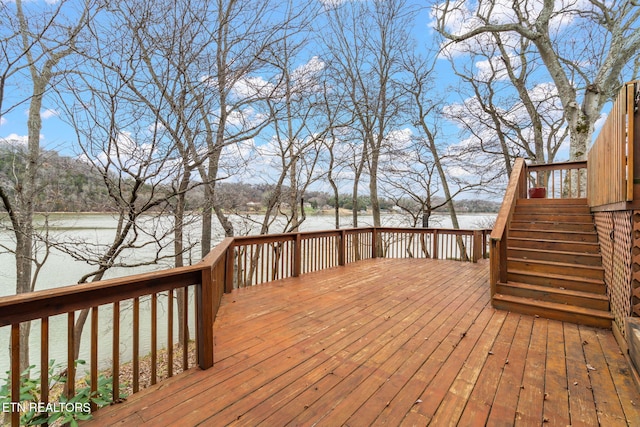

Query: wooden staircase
left=492, top=197, right=613, bottom=328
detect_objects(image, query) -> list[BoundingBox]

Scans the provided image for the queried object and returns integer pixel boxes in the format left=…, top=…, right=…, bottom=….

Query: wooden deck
left=85, top=258, right=640, bottom=426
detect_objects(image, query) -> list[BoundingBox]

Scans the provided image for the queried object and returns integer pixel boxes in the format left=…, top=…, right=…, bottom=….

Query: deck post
left=433, top=230, right=439, bottom=260
left=224, top=245, right=234, bottom=293
left=293, top=233, right=302, bottom=277
left=371, top=228, right=378, bottom=259
left=472, top=230, right=482, bottom=263
left=339, top=230, right=346, bottom=266
left=197, top=265, right=214, bottom=369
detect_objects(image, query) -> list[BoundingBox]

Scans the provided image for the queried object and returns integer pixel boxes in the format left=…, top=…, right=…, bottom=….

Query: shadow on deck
left=85, top=258, right=639, bottom=426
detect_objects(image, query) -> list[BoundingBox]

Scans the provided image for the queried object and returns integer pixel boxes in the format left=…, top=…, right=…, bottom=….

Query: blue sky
left=0, top=0, right=634, bottom=189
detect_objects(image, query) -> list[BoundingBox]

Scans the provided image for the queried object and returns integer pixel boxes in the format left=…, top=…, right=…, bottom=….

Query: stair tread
left=513, top=214, right=593, bottom=219
left=517, top=198, right=588, bottom=204
left=507, top=268, right=604, bottom=285
left=508, top=247, right=601, bottom=258
left=507, top=257, right=604, bottom=271
left=498, top=281, right=608, bottom=299
left=511, top=219, right=592, bottom=225
left=493, top=293, right=613, bottom=319
left=509, top=228, right=596, bottom=235
left=508, top=237, right=599, bottom=246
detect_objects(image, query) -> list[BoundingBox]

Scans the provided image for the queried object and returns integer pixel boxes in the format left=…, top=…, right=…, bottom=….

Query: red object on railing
left=528, top=187, right=546, bottom=198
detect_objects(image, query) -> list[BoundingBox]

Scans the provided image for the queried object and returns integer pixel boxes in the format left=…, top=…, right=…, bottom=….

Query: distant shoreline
left=6, top=210, right=499, bottom=217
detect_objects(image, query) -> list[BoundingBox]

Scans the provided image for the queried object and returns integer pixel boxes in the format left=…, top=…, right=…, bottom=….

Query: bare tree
left=254, top=3, right=325, bottom=233
left=321, top=0, right=415, bottom=227
left=95, top=0, right=218, bottom=346
left=441, top=29, right=569, bottom=179
left=0, top=0, right=95, bottom=374
left=318, top=83, right=353, bottom=229
left=433, top=0, right=640, bottom=160
left=379, top=141, right=446, bottom=229
left=59, top=44, right=189, bottom=360
left=195, top=0, right=288, bottom=252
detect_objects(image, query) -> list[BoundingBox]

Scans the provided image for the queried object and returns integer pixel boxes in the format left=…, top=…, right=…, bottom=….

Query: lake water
left=0, top=212, right=495, bottom=379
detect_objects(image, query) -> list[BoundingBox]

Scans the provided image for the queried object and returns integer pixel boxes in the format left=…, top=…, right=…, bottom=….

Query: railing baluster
left=168, top=289, right=174, bottom=378
left=133, top=297, right=139, bottom=393
left=151, top=293, right=157, bottom=385
left=112, top=301, right=120, bottom=403
left=11, top=323, right=19, bottom=427
left=260, top=243, right=265, bottom=284
left=41, top=317, right=49, bottom=411
left=67, top=311, right=75, bottom=398
left=182, top=286, right=189, bottom=371
left=90, top=307, right=98, bottom=408
left=243, top=246, right=248, bottom=287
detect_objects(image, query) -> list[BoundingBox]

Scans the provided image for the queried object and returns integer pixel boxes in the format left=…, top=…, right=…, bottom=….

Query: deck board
left=84, top=258, right=640, bottom=426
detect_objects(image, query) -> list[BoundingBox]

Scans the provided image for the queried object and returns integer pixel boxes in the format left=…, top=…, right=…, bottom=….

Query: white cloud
left=474, top=54, right=521, bottom=82
left=41, top=109, right=59, bottom=119
left=232, top=76, right=274, bottom=99
left=0, top=117, right=6, bottom=126
left=0, top=133, right=28, bottom=145
left=290, top=56, right=325, bottom=94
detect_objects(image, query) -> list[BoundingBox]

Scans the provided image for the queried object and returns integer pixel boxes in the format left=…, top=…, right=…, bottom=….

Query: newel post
left=490, top=239, right=499, bottom=296
left=197, top=265, right=214, bottom=369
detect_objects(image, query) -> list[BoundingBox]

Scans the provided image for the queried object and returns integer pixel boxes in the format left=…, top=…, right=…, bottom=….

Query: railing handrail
left=0, top=238, right=236, bottom=328
left=527, top=160, right=587, bottom=172
left=0, top=264, right=204, bottom=327
left=491, top=158, right=526, bottom=242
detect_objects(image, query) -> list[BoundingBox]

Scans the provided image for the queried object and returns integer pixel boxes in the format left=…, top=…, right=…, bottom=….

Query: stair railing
left=490, top=158, right=526, bottom=296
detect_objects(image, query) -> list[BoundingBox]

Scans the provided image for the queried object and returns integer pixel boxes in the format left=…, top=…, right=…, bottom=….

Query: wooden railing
left=0, top=227, right=488, bottom=426
left=588, top=80, right=638, bottom=207
left=0, top=238, right=232, bottom=427
left=527, top=161, right=588, bottom=199
left=229, top=227, right=490, bottom=289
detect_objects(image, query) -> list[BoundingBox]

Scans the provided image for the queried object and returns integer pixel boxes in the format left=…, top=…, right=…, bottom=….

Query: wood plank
left=596, top=329, right=640, bottom=426
left=456, top=312, right=521, bottom=426
left=485, top=315, right=534, bottom=426
left=580, top=327, right=629, bottom=426
left=342, top=274, right=491, bottom=427
left=399, top=299, right=497, bottom=425
left=563, top=322, right=599, bottom=426
left=209, top=263, right=463, bottom=425
left=348, top=276, right=486, bottom=425
left=515, top=317, right=547, bottom=425
left=543, top=320, right=571, bottom=425
left=317, top=273, right=491, bottom=426
left=428, top=309, right=508, bottom=426
left=83, top=259, right=640, bottom=427
left=248, top=267, right=470, bottom=426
